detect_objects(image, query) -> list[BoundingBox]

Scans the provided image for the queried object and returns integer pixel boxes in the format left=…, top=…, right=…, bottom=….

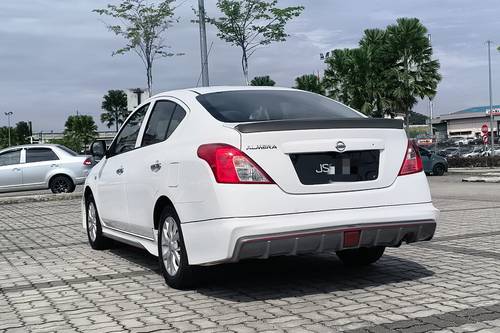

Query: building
left=433, top=105, right=500, bottom=138
left=126, top=88, right=150, bottom=111
left=30, top=131, right=117, bottom=145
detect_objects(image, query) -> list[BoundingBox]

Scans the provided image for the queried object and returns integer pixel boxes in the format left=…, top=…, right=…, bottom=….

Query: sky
left=0, top=0, right=499, bottom=132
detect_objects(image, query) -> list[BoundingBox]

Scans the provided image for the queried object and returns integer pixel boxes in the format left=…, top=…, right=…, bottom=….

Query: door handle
left=150, top=162, right=162, bottom=173
left=12, top=168, right=21, bottom=172
left=116, top=167, right=124, bottom=175
left=51, top=164, right=59, bottom=168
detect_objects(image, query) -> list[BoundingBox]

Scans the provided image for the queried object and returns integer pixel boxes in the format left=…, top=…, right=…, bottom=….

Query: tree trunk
left=241, top=48, right=249, bottom=85
left=146, top=60, right=153, bottom=97
left=115, top=113, right=119, bottom=133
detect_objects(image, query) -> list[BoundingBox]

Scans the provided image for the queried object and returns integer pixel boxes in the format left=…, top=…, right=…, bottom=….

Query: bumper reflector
left=343, top=230, right=361, bottom=248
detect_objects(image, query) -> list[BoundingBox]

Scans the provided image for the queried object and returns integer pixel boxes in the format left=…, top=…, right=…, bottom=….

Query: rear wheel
left=336, top=246, right=385, bottom=266
left=158, top=206, right=195, bottom=289
left=433, top=164, right=445, bottom=176
left=50, top=175, right=75, bottom=193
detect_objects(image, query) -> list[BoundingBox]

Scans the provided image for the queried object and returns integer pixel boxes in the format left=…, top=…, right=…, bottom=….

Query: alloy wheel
left=87, top=201, right=98, bottom=242
left=54, top=179, right=70, bottom=193
left=161, top=216, right=181, bottom=276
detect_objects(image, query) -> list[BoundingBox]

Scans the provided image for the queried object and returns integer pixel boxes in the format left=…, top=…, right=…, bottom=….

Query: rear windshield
left=196, top=90, right=362, bottom=123
left=56, top=145, right=78, bottom=156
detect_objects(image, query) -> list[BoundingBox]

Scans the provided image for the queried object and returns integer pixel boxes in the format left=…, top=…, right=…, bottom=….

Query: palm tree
left=100, top=90, right=129, bottom=132
left=385, top=18, right=441, bottom=128
left=294, top=74, right=324, bottom=95
left=323, top=18, right=441, bottom=123
left=250, top=75, right=276, bottom=86
left=64, top=115, right=98, bottom=153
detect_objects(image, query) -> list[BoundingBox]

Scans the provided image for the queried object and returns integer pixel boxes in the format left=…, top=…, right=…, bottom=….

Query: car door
left=0, top=149, right=23, bottom=191
left=96, top=103, right=150, bottom=232
left=126, top=99, right=187, bottom=238
left=22, top=147, right=60, bottom=187
left=418, top=147, right=432, bottom=172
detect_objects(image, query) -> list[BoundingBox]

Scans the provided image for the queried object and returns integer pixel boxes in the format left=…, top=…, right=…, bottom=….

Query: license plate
left=290, top=150, right=379, bottom=185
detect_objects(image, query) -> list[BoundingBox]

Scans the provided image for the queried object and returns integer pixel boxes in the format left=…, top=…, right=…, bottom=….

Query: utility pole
left=4, top=111, right=13, bottom=147
left=487, top=40, right=494, bottom=158
left=198, top=0, right=210, bottom=87
left=428, top=34, right=434, bottom=138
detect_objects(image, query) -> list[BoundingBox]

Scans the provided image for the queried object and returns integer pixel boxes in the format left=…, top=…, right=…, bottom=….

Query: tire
left=432, top=164, right=445, bottom=176
left=158, top=206, right=195, bottom=289
left=86, top=196, right=112, bottom=250
left=50, top=175, right=75, bottom=193
left=336, top=246, right=385, bottom=266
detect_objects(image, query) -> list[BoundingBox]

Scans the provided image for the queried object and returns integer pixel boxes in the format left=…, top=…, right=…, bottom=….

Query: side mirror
left=90, top=140, right=107, bottom=161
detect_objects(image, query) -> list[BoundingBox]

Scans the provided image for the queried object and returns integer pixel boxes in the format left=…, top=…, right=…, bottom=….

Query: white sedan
left=83, top=86, right=438, bottom=289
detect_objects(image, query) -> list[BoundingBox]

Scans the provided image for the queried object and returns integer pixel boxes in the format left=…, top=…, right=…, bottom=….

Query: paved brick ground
left=1, top=175, right=500, bottom=332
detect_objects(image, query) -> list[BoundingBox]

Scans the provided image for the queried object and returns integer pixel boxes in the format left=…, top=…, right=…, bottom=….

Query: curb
left=449, top=168, right=500, bottom=174
left=0, top=192, right=82, bottom=205
left=462, top=177, right=500, bottom=183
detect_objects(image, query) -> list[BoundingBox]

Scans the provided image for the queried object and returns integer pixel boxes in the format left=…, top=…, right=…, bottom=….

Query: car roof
left=152, top=86, right=297, bottom=99
left=0, top=144, right=61, bottom=154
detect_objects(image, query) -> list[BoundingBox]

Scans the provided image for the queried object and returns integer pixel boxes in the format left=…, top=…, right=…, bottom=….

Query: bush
left=447, top=156, right=500, bottom=168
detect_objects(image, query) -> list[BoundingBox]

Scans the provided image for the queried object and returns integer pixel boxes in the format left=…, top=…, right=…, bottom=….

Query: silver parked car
left=0, top=144, right=92, bottom=193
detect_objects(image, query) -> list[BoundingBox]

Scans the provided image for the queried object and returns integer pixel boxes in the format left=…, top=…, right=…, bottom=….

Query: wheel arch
left=153, top=196, right=176, bottom=231
left=84, top=186, right=94, bottom=202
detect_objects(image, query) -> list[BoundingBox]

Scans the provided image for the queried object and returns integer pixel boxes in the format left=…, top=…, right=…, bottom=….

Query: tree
left=0, top=127, right=9, bottom=149
left=212, top=0, right=303, bottom=84
left=295, top=74, right=324, bottom=95
left=409, top=111, right=428, bottom=125
left=385, top=18, right=441, bottom=128
left=63, top=115, right=98, bottom=153
left=323, top=18, right=441, bottom=126
left=100, top=90, right=129, bottom=132
left=324, top=29, right=391, bottom=117
left=250, top=75, right=275, bottom=86
left=14, top=121, right=31, bottom=145
left=94, top=0, right=182, bottom=95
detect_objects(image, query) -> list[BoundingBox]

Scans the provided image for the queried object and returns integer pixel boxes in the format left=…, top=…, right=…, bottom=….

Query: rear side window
left=141, top=100, right=186, bottom=147
left=26, top=148, right=59, bottom=163
left=196, top=90, right=362, bottom=123
left=0, top=149, right=21, bottom=166
left=166, top=107, right=186, bottom=139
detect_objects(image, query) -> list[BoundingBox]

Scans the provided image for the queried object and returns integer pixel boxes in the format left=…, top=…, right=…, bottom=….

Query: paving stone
left=2, top=182, right=500, bottom=332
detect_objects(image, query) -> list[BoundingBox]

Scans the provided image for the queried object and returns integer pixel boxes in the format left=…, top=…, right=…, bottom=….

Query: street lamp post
left=4, top=111, right=13, bottom=147
left=487, top=40, right=494, bottom=158
left=198, top=0, right=210, bottom=87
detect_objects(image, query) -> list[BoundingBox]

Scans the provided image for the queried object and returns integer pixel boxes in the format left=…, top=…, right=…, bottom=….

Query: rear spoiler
left=234, top=118, right=404, bottom=133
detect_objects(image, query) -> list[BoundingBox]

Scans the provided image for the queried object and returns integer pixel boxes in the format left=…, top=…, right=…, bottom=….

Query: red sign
left=483, top=135, right=489, bottom=144
left=482, top=124, right=489, bottom=134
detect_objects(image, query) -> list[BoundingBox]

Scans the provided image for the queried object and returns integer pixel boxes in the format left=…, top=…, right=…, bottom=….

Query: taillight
left=197, top=144, right=274, bottom=184
left=398, top=140, right=423, bottom=176
left=83, top=158, right=92, bottom=166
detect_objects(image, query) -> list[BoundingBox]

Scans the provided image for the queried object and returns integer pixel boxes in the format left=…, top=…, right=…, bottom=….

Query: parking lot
left=1, top=175, right=500, bottom=333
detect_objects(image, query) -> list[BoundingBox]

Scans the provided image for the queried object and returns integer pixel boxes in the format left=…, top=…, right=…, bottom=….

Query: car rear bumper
left=232, top=220, right=435, bottom=263
left=74, top=176, right=87, bottom=185
left=181, top=202, right=438, bottom=265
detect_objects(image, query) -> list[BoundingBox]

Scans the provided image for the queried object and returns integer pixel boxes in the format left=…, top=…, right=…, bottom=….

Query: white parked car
left=452, top=137, right=474, bottom=146
left=83, top=87, right=438, bottom=289
left=481, top=148, right=500, bottom=157
left=462, top=146, right=484, bottom=158
left=0, top=144, right=92, bottom=193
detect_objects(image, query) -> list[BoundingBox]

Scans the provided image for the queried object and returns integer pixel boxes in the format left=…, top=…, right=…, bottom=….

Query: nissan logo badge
left=336, top=141, right=346, bottom=152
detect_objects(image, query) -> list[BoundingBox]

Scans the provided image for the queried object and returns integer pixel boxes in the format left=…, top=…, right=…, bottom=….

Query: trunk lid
left=234, top=119, right=408, bottom=194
